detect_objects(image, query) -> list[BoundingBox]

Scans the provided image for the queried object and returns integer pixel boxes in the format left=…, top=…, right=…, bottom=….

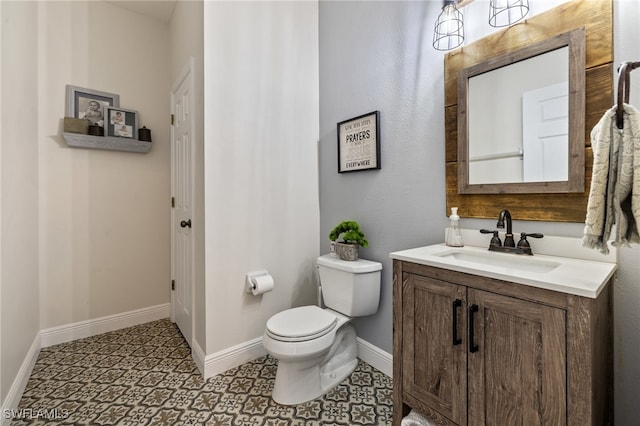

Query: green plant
left=328, top=220, right=369, bottom=247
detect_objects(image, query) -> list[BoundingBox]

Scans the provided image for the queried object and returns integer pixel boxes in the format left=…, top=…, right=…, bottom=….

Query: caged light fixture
left=432, top=0, right=465, bottom=51
left=433, top=0, right=530, bottom=51
left=489, top=0, right=530, bottom=27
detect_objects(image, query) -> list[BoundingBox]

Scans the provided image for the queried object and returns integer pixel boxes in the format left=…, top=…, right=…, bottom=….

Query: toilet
left=262, top=254, right=382, bottom=405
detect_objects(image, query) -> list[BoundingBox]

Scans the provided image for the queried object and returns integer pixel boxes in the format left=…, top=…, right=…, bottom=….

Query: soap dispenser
left=446, top=207, right=464, bottom=247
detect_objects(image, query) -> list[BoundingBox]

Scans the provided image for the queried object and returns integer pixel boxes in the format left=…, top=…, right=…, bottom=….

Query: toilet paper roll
left=250, top=274, right=274, bottom=295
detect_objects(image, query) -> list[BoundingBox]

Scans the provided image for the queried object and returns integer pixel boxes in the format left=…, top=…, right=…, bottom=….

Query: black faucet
left=497, top=209, right=515, bottom=247
left=479, top=210, right=544, bottom=255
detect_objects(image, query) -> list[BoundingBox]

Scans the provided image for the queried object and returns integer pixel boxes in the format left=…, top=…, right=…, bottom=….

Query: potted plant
left=328, top=220, right=368, bottom=261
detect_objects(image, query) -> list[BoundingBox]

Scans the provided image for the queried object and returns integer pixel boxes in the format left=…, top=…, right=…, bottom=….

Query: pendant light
left=489, top=0, right=530, bottom=27
left=433, top=0, right=464, bottom=51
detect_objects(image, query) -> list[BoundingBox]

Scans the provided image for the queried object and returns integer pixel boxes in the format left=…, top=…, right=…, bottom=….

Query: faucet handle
left=517, top=232, right=544, bottom=249
left=521, top=232, right=543, bottom=239
left=480, top=229, right=502, bottom=248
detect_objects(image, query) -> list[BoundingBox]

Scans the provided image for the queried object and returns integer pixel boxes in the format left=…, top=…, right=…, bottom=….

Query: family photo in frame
left=65, top=85, right=120, bottom=128
left=106, top=107, right=138, bottom=139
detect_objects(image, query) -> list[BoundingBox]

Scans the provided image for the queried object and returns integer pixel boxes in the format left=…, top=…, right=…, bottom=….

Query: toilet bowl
left=263, top=306, right=357, bottom=405
left=263, top=255, right=382, bottom=405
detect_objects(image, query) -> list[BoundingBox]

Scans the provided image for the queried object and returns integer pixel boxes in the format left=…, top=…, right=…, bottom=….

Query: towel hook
left=616, top=61, right=640, bottom=129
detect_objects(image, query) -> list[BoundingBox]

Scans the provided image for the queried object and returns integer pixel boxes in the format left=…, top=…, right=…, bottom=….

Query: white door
left=522, top=82, right=569, bottom=182
left=171, top=59, right=195, bottom=346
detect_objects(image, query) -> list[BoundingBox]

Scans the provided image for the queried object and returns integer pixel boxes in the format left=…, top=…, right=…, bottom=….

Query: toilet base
left=271, top=323, right=357, bottom=405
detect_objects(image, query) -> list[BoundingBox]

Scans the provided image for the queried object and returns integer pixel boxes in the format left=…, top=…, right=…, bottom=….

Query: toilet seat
left=266, top=306, right=337, bottom=342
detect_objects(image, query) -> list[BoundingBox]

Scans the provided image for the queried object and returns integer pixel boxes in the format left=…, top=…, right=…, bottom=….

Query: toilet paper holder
left=246, top=270, right=270, bottom=293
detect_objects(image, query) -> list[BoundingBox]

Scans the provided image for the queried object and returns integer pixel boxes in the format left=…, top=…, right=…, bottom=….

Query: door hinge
left=171, top=114, right=175, bottom=125
left=171, top=280, right=175, bottom=291
left=171, top=197, right=175, bottom=208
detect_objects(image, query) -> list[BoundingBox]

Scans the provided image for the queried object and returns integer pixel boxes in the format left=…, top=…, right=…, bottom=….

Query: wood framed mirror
left=458, top=28, right=585, bottom=194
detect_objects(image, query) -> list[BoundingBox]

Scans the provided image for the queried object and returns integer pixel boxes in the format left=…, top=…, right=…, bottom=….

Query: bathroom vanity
left=390, top=242, right=616, bottom=425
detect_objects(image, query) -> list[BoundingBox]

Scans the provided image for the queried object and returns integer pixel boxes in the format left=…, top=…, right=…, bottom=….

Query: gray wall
left=319, top=1, right=448, bottom=353
left=613, top=1, right=640, bottom=423
left=319, top=1, right=640, bottom=423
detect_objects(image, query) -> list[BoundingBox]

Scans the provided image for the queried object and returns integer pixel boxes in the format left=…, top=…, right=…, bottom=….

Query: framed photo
left=105, top=107, right=138, bottom=139
left=65, top=85, right=119, bottom=128
left=337, top=111, right=380, bottom=173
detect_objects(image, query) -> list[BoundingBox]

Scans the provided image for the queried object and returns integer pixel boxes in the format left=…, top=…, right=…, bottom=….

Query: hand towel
left=583, top=103, right=640, bottom=253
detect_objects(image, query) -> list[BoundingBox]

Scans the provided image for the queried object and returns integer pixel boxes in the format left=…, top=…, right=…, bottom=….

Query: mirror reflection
left=468, top=47, right=569, bottom=185
left=457, top=28, right=585, bottom=195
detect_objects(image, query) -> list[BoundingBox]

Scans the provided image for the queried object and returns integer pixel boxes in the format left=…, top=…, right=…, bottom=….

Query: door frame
left=170, top=57, right=196, bottom=344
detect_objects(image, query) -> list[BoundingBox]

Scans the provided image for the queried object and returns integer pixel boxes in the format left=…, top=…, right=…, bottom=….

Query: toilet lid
left=266, top=306, right=337, bottom=340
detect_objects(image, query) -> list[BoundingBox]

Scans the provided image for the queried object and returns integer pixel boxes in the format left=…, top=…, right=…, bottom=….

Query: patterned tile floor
left=13, top=319, right=393, bottom=425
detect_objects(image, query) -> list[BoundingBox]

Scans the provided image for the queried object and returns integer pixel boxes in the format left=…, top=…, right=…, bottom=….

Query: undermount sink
left=433, top=248, right=560, bottom=273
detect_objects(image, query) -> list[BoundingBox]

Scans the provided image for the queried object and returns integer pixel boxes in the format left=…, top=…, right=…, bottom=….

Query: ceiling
left=105, top=0, right=177, bottom=23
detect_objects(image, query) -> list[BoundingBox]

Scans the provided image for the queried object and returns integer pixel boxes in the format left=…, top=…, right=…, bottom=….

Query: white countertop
left=390, top=242, right=617, bottom=299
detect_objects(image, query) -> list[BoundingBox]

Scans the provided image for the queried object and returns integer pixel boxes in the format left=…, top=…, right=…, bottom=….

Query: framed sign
left=337, top=111, right=380, bottom=173
left=105, top=107, right=138, bottom=139
left=65, top=85, right=120, bottom=128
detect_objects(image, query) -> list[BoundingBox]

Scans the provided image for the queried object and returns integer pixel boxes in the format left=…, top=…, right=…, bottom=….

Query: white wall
left=37, top=1, right=171, bottom=329
left=203, top=1, right=320, bottom=354
left=1, top=0, right=40, bottom=403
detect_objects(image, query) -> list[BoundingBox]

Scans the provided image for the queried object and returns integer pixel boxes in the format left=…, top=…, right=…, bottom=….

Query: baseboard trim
left=202, top=337, right=267, bottom=379
left=40, top=303, right=171, bottom=348
left=191, top=338, right=206, bottom=376
left=357, top=337, right=393, bottom=378
left=1, top=334, right=41, bottom=426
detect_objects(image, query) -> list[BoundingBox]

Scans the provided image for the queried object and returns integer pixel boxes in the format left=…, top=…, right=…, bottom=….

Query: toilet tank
left=316, top=254, right=382, bottom=317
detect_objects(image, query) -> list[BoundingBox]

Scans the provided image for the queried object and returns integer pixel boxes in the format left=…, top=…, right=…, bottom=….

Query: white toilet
left=262, top=254, right=382, bottom=405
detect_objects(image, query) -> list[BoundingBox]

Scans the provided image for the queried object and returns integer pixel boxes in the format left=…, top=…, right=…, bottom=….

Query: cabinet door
left=402, top=273, right=467, bottom=425
left=467, top=289, right=567, bottom=425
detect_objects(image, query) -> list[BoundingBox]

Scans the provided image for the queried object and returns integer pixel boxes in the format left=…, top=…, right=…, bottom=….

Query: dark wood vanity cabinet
left=393, top=260, right=612, bottom=426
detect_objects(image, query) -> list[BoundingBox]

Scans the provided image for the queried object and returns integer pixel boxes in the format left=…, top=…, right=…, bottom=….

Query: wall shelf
left=62, top=132, right=151, bottom=154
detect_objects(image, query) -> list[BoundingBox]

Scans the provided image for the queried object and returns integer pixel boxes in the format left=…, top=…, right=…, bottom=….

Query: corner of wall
left=0, top=334, right=40, bottom=422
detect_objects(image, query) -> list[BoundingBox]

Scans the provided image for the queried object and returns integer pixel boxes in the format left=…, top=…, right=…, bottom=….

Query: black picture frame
left=337, top=111, right=380, bottom=173
left=65, top=85, right=120, bottom=128
left=105, top=107, right=138, bottom=139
